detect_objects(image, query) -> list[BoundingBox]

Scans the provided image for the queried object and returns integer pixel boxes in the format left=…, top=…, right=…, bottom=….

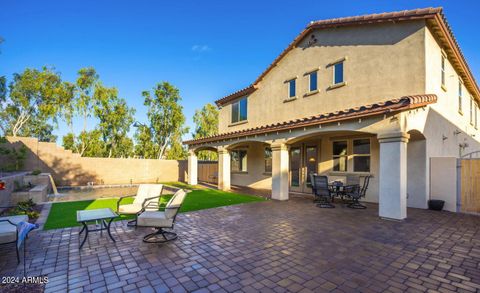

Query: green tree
left=134, top=126, right=158, bottom=159
left=62, top=67, right=99, bottom=155
left=18, top=120, right=57, bottom=142
left=142, top=82, right=188, bottom=159
left=0, top=76, right=7, bottom=136
left=112, top=136, right=134, bottom=158
left=79, top=130, right=106, bottom=157
left=192, top=103, right=219, bottom=160
left=94, top=84, right=135, bottom=158
left=166, top=132, right=188, bottom=160
left=4, top=67, right=71, bottom=137
left=62, top=133, right=75, bottom=151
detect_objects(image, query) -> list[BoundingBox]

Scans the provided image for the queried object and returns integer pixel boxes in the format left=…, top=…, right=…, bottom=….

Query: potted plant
left=428, top=199, right=445, bottom=211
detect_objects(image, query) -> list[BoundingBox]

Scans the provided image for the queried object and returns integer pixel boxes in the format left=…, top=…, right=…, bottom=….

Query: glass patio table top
left=77, top=208, right=117, bottom=222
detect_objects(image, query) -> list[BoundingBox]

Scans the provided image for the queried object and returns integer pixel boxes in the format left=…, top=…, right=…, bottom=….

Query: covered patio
left=186, top=96, right=436, bottom=220
left=1, top=197, right=479, bottom=292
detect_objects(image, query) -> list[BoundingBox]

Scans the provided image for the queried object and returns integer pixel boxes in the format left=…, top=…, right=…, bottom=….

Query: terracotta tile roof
left=214, top=7, right=479, bottom=106
left=185, top=94, right=437, bottom=145
left=214, top=85, right=255, bottom=107
left=307, top=7, right=441, bottom=28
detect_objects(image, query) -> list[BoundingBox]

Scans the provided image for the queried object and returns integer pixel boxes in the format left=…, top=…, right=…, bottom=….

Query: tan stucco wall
left=430, top=157, right=458, bottom=212
left=227, top=133, right=380, bottom=202
left=219, top=20, right=426, bottom=133
left=3, top=137, right=187, bottom=186
left=404, top=26, right=480, bottom=157
left=230, top=142, right=272, bottom=189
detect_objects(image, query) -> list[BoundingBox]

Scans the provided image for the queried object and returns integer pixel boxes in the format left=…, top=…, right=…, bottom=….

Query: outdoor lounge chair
left=310, top=174, right=335, bottom=208
left=117, top=184, right=163, bottom=226
left=344, top=175, right=371, bottom=209
left=0, top=204, right=34, bottom=263
left=137, top=189, right=187, bottom=243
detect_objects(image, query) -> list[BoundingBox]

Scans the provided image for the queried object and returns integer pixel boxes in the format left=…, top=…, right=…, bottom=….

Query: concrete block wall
left=3, top=137, right=187, bottom=186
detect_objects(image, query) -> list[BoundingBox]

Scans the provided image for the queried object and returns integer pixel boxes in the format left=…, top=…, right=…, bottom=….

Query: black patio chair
left=310, top=174, right=335, bottom=208
left=344, top=175, right=371, bottom=209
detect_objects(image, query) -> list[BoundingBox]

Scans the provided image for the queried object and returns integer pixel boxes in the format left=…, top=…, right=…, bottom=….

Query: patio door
left=289, top=144, right=319, bottom=193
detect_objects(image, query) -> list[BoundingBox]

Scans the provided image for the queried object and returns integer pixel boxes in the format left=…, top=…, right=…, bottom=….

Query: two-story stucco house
left=184, top=7, right=480, bottom=220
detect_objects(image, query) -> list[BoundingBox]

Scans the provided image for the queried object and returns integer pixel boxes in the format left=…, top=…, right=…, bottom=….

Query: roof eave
left=184, top=95, right=437, bottom=146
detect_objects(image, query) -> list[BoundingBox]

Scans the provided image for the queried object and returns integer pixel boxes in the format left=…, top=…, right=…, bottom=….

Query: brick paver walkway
left=1, top=198, right=479, bottom=293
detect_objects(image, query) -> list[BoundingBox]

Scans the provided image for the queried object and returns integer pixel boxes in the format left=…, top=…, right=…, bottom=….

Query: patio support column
left=271, top=143, right=289, bottom=201
left=187, top=150, right=198, bottom=186
left=218, top=148, right=231, bottom=191
left=378, top=132, right=410, bottom=220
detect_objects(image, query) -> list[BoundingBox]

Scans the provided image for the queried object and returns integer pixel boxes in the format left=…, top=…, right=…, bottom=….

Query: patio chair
left=137, top=189, right=187, bottom=243
left=346, top=175, right=360, bottom=186
left=310, top=174, right=335, bottom=208
left=117, top=184, right=163, bottom=226
left=337, top=175, right=360, bottom=201
left=0, top=205, right=31, bottom=263
left=344, top=175, right=371, bottom=209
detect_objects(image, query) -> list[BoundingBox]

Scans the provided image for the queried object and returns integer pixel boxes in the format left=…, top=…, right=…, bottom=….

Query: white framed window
left=476, top=103, right=478, bottom=129
left=231, top=97, right=248, bottom=123
left=231, top=150, right=247, bottom=172
left=458, top=80, right=463, bottom=114
left=333, top=62, right=344, bottom=85
left=470, top=97, right=474, bottom=125
left=308, top=71, right=318, bottom=92
left=332, top=140, right=347, bottom=172
left=264, top=147, right=272, bottom=173
left=441, top=54, right=446, bottom=88
left=288, top=79, right=296, bottom=98
left=353, top=139, right=371, bottom=172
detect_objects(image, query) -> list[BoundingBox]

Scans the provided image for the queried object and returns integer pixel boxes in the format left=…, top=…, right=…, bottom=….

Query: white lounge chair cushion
left=118, top=184, right=163, bottom=215
left=0, top=215, right=28, bottom=244
left=164, top=190, right=187, bottom=219
left=137, top=211, right=173, bottom=227
left=133, top=184, right=163, bottom=206
left=118, top=203, right=143, bottom=214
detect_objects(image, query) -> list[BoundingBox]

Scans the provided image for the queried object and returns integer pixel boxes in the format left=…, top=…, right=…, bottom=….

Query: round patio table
left=328, top=181, right=359, bottom=202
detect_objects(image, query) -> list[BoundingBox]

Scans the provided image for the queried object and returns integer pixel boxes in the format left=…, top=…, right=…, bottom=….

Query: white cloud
left=191, top=45, right=211, bottom=52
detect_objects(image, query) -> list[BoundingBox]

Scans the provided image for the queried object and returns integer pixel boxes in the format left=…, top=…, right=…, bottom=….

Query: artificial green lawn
left=43, top=188, right=266, bottom=230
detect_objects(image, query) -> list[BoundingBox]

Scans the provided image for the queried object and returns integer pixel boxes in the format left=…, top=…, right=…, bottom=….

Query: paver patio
left=1, top=197, right=479, bottom=293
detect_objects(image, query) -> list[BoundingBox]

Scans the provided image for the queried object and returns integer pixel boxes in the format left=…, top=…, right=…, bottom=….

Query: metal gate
left=459, top=151, right=480, bottom=213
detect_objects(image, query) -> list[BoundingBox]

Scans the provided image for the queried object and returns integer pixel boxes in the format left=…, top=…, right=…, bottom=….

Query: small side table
left=77, top=208, right=118, bottom=249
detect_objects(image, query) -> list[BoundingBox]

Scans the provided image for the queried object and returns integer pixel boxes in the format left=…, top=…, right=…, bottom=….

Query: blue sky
left=1, top=0, right=479, bottom=141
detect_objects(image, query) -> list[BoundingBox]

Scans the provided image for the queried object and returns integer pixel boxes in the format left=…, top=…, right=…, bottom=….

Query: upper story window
left=470, top=97, right=474, bottom=125
left=332, top=140, right=348, bottom=172
left=308, top=71, right=318, bottom=92
left=458, top=80, right=463, bottom=114
left=231, top=97, right=247, bottom=123
left=353, top=139, right=371, bottom=173
left=231, top=150, right=247, bottom=172
left=288, top=79, right=296, bottom=98
left=333, top=62, right=344, bottom=85
left=264, top=147, right=272, bottom=173
left=441, top=54, right=446, bottom=89
left=476, top=103, right=478, bottom=129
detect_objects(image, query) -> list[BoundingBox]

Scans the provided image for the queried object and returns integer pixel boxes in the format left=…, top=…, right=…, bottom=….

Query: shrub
left=17, top=198, right=36, bottom=210
left=31, top=169, right=42, bottom=175
left=1, top=199, right=39, bottom=221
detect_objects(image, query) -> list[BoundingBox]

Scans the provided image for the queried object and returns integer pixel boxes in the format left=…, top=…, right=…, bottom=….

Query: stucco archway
left=407, top=129, right=428, bottom=209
